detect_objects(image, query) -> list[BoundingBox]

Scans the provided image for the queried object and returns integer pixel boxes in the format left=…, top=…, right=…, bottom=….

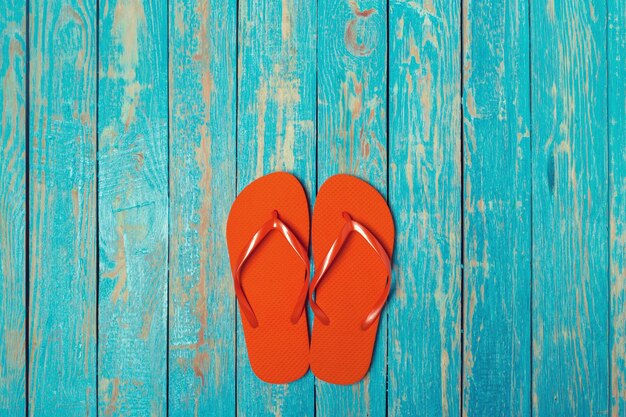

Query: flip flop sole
left=310, top=174, right=395, bottom=385
left=227, top=172, right=310, bottom=383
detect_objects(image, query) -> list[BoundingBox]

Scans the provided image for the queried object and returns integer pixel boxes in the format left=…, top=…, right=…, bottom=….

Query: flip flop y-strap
left=309, top=212, right=392, bottom=331
left=234, top=210, right=310, bottom=328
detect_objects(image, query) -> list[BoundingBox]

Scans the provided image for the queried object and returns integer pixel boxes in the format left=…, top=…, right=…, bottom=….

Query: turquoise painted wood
left=531, top=0, right=609, bottom=415
left=1, top=0, right=625, bottom=415
left=317, top=0, right=387, bottom=414
left=0, top=0, right=26, bottom=414
left=388, top=1, right=461, bottom=415
left=28, top=1, right=98, bottom=415
left=168, top=0, right=237, bottom=415
left=462, top=0, right=531, bottom=415
left=609, top=1, right=626, bottom=415
left=236, top=0, right=316, bottom=416
left=97, top=0, right=168, bottom=415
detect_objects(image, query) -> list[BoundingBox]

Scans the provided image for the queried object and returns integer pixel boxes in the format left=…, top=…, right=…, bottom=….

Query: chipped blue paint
left=98, top=0, right=168, bottom=415
left=168, top=0, right=237, bottom=415
left=531, top=1, right=609, bottom=415
left=388, top=1, right=461, bottom=415
left=28, top=0, right=97, bottom=414
left=317, top=0, right=388, bottom=414
left=236, top=0, right=316, bottom=416
left=0, top=0, right=26, bottom=414
left=609, top=1, right=626, bottom=415
left=462, top=0, right=531, bottom=415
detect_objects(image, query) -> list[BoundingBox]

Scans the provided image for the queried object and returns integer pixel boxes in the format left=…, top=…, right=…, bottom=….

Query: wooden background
left=0, top=0, right=624, bottom=415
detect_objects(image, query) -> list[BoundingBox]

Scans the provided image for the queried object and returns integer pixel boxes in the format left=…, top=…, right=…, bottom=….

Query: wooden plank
left=168, top=0, right=237, bottom=415
left=387, top=1, right=461, bottom=415
left=317, top=0, right=387, bottom=415
left=531, top=0, right=609, bottom=415
left=0, top=0, right=26, bottom=414
left=609, top=0, right=626, bottom=415
left=28, top=0, right=97, bottom=414
left=236, top=0, right=316, bottom=415
left=461, top=0, right=531, bottom=415
left=97, top=0, right=168, bottom=414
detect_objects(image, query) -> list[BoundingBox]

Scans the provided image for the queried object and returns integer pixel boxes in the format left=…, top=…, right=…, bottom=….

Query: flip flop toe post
left=227, top=172, right=311, bottom=383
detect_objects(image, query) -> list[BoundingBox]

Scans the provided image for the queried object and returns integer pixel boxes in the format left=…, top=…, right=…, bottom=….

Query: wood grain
left=462, top=0, right=531, bottom=415
left=387, top=1, right=461, bottom=415
left=531, top=0, right=609, bottom=415
left=236, top=0, right=316, bottom=415
left=28, top=0, right=97, bottom=414
left=316, top=0, right=387, bottom=415
left=0, top=0, right=26, bottom=414
left=98, top=0, right=168, bottom=414
left=168, top=0, right=237, bottom=415
left=609, top=1, right=626, bottom=416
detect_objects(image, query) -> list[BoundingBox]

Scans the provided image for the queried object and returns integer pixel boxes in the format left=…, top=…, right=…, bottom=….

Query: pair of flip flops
left=227, top=173, right=394, bottom=385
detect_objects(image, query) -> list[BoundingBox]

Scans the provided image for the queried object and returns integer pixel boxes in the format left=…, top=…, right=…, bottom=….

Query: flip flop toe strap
left=309, top=212, right=392, bottom=331
left=233, top=210, right=310, bottom=328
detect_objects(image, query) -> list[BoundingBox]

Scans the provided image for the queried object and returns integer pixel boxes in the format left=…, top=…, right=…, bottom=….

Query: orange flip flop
left=309, top=174, right=394, bottom=385
left=226, top=172, right=310, bottom=383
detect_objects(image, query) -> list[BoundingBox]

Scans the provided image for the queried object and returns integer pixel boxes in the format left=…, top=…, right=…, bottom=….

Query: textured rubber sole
left=310, top=174, right=395, bottom=385
left=226, top=172, right=310, bottom=383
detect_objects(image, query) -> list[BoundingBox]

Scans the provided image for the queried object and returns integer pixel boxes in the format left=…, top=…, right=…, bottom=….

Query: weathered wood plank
left=98, top=0, right=168, bottom=414
left=28, top=0, right=97, bottom=414
left=609, top=1, right=626, bottom=416
left=168, top=0, right=237, bottom=415
left=317, top=0, right=387, bottom=415
left=462, top=0, right=531, bottom=415
left=0, top=0, right=26, bottom=414
left=531, top=0, right=609, bottom=415
left=236, top=0, right=316, bottom=415
left=387, top=1, right=461, bottom=415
